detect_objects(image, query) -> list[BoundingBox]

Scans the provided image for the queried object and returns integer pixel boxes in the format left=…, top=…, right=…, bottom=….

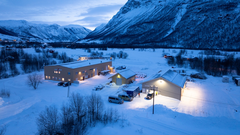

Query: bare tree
left=36, top=105, right=59, bottom=135
left=27, top=73, right=42, bottom=89
left=0, top=124, right=6, bottom=135
left=61, top=103, right=74, bottom=135
left=69, top=93, right=87, bottom=135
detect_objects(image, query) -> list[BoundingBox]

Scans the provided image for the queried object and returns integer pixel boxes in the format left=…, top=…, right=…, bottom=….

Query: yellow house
left=109, top=69, right=136, bottom=85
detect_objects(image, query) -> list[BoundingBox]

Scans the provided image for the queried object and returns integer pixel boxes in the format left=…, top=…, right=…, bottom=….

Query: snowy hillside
left=0, top=20, right=91, bottom=42
left=83, top=0, right=240, bottom=49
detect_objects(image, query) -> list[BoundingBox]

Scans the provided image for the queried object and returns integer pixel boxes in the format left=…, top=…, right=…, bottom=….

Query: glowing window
left=62, top=78, right=64, bottom=81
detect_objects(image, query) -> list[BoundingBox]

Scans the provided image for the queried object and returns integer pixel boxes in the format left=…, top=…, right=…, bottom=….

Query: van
left=108, top=96, right=124, bottom=104
left=118, top=94, right=133, bottom=101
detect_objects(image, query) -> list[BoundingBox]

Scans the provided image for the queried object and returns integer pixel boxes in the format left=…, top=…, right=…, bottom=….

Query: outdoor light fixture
left=159, top=80, right=163, bottom=84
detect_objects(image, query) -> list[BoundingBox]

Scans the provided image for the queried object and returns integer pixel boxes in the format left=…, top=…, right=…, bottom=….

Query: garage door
left=116, top=78, right=122, bottom=85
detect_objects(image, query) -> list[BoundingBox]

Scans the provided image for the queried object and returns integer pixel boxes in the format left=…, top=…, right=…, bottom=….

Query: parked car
left=146, top=93, right=153, bottom=100
left=63, top=82, right=71, bottom=87
left=93, top=84, right=105, bottom=91
left=108, top=96, right=124, bottom=104
left=118, top=94, right=133, bottom=101
left=58, top=82, right=64, bottom=86
left=116, top=65, right=126, bottom=70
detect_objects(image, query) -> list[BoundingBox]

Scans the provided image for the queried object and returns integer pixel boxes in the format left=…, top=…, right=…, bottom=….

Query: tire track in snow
left=132, top=115, right=190, bottom=135
left=0, top=97, right=40, bottom=120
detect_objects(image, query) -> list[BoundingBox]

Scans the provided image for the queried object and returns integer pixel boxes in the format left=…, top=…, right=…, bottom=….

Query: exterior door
left=116, top=78, right=122, bottom=85
left=95, top=68, right=97, bottom=76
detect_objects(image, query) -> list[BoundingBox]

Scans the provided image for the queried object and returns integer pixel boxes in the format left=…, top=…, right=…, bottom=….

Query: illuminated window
left=79, top=72, right=81, bottom=75
left=59, top=71, right=61, bottom=74
left=46, top=76, right=48, bottom=79
left=52, top=76, right=54, bottom=79
left=62, top=78, right=64, bottom=81
left=68, top=79, right=71, bottom=81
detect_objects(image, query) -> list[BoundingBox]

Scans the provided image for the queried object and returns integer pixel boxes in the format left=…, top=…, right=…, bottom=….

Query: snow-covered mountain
left=83, top=0, right=240, bottom=49
left=0, top=20, right=91, bottom=42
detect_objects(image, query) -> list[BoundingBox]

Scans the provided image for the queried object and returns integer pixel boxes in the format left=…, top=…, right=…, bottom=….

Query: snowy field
left=0, top=48, right=240, bottom=135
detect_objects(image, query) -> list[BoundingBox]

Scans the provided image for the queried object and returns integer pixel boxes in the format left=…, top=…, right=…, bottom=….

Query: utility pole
left=67, top=81, right=70, bottom=97
left=152, top=85, right=155, bottom=114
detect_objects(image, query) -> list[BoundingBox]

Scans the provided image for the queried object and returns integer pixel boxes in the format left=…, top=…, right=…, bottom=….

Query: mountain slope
left=83, top=0, right=240, bottom=49
left=0, top=20, right=91, bottom=42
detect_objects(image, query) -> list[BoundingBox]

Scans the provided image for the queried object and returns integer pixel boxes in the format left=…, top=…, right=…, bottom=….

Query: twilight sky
left=0, top=0, right=128, bottom=30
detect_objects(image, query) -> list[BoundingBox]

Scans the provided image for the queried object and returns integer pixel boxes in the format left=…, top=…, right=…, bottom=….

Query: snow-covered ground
left=0, top=48, right=240, bottom=135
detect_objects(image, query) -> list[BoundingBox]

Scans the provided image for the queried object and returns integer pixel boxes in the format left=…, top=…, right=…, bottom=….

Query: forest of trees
left=0, top=47, right=73, bottom=79
left=166, top=50, right=240, bottom=76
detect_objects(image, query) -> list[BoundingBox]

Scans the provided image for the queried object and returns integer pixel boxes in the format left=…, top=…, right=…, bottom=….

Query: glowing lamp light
left=159, top=80, right=163, bottom=84
left=117, top=75, right=121, bottom=78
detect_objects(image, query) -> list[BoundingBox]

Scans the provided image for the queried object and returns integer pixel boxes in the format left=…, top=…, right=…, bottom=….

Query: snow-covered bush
left=110, top=52, right=117, bottom=59
left=0, top=89, right=10, bottom=98
left=117, top=51, right=128, bottom=59
left=0, top=124, right=6, bottom=135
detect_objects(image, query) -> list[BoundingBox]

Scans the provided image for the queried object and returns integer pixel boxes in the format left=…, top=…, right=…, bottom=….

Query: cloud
left=0, top=0, right=127, bottom=29
left=75, top=4, right=123, bottom=29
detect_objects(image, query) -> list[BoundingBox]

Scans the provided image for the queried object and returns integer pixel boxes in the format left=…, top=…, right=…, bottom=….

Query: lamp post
left=67, top=81, right=70, bottom=97
left=152, top=85, right=155, bottom=114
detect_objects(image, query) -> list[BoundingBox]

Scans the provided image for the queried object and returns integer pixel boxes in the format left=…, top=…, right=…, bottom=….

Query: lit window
left=59, top=71, right=61, bottom=74
left=52, top=76, right=54, bottom=79
left=62, top=78, right=64, bottom=81
left=68, top=79, right=71, bottom=81
left=79, top=72, right=81, bottom=75
left=46, top=76, right=48, bottom=79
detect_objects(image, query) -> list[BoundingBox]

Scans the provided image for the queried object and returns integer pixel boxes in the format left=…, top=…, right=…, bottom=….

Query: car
left=146, top=93, right=153, bottom=100
left=108, top=96, right=124, bottom=104
left=118, top=94, right=133, bottom=101
left=58, top=82, right=64, bottom=86
left=63, top=82, right=71, bottom=87
left=93, top=84, right=105, bottom=91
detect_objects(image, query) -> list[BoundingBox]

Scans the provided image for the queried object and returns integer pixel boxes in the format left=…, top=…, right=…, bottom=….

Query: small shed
left=109, top=69, right=136, bottom=85
left=122, top=86, right=140, bottom=97
left=235, top=78, right=240, bottom=86
left=222, top=76, right=229, bottom=83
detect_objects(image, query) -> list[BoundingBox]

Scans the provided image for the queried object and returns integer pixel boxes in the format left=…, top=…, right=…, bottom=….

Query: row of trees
left=37, top=93, right=123, bottom=135
left=167, top=50, right=240, bottom=76
left=0, top=47, right=74, bottom=79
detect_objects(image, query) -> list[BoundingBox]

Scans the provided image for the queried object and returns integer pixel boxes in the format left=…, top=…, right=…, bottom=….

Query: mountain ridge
left=0, top=20, right=91, bottom=42
left=82, top=0, right=240, bottom=49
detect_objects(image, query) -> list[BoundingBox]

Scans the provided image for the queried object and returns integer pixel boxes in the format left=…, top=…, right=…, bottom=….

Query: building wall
left=142, top=78, right=182, bottom=100
left=111, top=74, right=135, bottom=85
left=44, top=61, right=112, bottom=83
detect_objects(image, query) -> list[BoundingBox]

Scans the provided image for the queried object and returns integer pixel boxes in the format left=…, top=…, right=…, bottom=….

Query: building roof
left=123, top=86, right=139, bottom=91
left=141, top=69, right=186, bottom=88
left=47, top=59, right=111, bottom=69
left=118, top=69, right=136, bottom=79
left=161, top=70, right=186, bottom=88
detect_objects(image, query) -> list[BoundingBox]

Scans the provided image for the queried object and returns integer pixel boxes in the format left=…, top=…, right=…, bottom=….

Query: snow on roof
left=123, top=86, right=139, bottom=91
left=141, top=69, right=186, bottom=88
left=49, top=59, right=111, bottom=69
left=118, top=69, right=136, bottom=79
left=161, top=70, right=187, bottom=88
left=140, top=69, right=169, bottom=84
